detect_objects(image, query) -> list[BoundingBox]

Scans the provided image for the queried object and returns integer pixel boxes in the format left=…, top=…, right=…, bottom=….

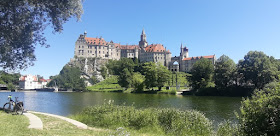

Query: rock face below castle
left=68, top=57, right=107, bottom=86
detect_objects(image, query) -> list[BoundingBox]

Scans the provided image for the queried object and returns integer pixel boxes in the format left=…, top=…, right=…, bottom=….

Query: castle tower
left=180, top=43, right=189, bottom=59
left=139, top=28, right=148, bottom=48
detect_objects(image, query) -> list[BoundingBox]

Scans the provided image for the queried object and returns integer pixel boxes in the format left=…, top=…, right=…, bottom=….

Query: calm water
left=0, top=92, right=242, bottom=125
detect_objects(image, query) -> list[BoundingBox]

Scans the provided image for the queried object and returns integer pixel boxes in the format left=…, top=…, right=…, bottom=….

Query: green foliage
left=72, top=101, right=214, bottom=136
left=131, top=72, right=145, bottom=92
left=168, top=72, right=189, bottom=87
left=0, top=71, right=20, bottom=90
left=0, top=0, right=84, bottom=70
left=237, top=51, right=279, bottom=89
left=118, top=68, right=133, bottom=89
left=47, top=65, right=85, bottom=91
left=142, top=62, right=171, bottom=91
left=142, top=62, right=158, bottom=89
left=106, top=58, right=135, bottom=75
left=216, top=121, right=239, bottom=136
left=237, top=85, right=280, bottom=135
left=100, top=66, right=108, bottom=79
left=87, top=75, right=122, bottom=92
left=189, top=58, right=214, bottom=91
left=156, top=64, right=171, bottom=90
left=215, top=55, right=236, bottom=90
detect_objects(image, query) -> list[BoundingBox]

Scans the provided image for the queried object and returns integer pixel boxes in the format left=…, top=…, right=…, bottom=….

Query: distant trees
left=106, top=58, right=171, bottom=92
left=0, top=71, right=20, bottom=90
left=188, top=51, right=280, bottom=96
left=47, top=65, right=85, bottom=91
left=0, top=0, right=84, bottom=70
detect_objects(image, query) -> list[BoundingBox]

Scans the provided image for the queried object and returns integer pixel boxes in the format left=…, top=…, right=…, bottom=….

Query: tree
left=214, top=55, right=236, bottom=90
left=142, top=62, right=171, bottom=91
left=47, top=65, right=85, bottom=91
left=237, top=86, right=280, bottom=135
left=156, top=64, right=171, bottom=91
left=106, top=58, right=135, bottom=75
left=189, top=58, right=214, bottom=90
left=100, top=66, right=108, bottom=79
left=237, top=51, right=278, bottom=89
left=131, top=72, right=145, bottom=92
left=118, top=68, right=132, bottom=89
left=0, top=0, right=84, bottom=70
left=142, top=62, right=157, bottom=89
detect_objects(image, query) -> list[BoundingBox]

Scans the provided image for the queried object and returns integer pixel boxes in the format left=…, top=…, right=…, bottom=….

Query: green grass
left=87, top=76, right=123, bottom=92
left=0, top=111, right=109, bottom=136
left=71, top=101, right=215, bottom=136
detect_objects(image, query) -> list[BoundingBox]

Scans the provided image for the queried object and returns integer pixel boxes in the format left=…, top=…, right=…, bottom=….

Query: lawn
left=87, top=75, right=123, bottom=92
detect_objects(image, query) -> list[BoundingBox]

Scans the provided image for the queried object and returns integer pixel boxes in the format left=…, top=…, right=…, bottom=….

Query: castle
left=74, top=29, right=215, bottom=73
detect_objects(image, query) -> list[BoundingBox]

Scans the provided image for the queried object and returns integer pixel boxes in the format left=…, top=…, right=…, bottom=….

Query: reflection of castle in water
left=74, top=29, right=215, bottom=73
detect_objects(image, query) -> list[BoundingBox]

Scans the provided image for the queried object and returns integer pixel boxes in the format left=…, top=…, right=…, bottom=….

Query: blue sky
left=20, top=0, right=280, bottom=79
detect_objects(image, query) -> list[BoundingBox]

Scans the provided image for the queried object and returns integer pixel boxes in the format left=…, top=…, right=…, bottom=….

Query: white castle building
left=74, top=29, right=215, bottom=73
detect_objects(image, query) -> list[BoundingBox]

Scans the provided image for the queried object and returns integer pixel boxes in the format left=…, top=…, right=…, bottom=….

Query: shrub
left=72, top=100, right=214, bottom=136
left=237, top=86, right=280, bottom=135
left=216, top=121, right=239, bottom=136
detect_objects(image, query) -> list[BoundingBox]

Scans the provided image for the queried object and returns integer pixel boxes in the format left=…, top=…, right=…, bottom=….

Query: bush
left=216, top=121, right=239, bottom=136
left=237, top=86, right=280, bottom=135
left=71, top=100, right=214, bottom=136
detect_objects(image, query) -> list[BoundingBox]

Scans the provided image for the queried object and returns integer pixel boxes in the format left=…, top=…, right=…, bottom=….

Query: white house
left=19, top=75, right=49, bottom=90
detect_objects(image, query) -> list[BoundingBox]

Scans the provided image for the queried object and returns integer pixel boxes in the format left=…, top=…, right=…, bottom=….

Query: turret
left=139, top=28, right=148, bottom=48
left=84, top=30, right=87, bottom=37
left=180, top=43, right=189, bottom=59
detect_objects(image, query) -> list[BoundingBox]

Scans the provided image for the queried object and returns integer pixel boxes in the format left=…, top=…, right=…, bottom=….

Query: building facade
left=74, top=29, right=215, bottom=73
left=19, top=75, right=50, bottom=89
left=169, top=44, right=216, bottom=73
left=74, top=29, right=172, bottom=67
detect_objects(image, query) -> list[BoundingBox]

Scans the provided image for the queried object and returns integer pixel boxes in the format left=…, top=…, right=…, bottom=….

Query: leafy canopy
left=215, top=55, right=236, bottom=90
left=237, top=51, right=278, bottom=89
left=189, top=58, right=214, bottom=90
left=0, top=0, right=84, bottom=69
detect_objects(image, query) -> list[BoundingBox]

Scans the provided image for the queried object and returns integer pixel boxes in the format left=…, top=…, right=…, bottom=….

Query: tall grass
left=71, top=100, right=214, bottom=136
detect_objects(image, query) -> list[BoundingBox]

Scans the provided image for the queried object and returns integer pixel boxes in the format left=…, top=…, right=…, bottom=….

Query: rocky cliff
left=68, top=57, right=108, bottom=86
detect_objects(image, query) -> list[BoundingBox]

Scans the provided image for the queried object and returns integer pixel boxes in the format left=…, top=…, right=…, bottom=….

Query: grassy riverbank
left=87, top=76, right=123, bottom=92
left=87, top=75, right=186, bottom=94
left=71, top=102, right=238, bottom=136
left=0, top=111, right=109, bottom=136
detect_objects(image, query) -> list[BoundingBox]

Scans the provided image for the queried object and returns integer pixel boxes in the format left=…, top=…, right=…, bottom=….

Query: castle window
left=79, top=46, right=80, bottom=48
left=99, top=51, right=100, bottom=53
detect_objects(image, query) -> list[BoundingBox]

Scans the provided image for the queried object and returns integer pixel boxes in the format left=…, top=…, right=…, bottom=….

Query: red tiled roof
left=40, top=79, right=47, bottom=82
left=85, top=37, right=107, bottom=45
left=182, top=55, right=215, bottom=61
left=145, top=44, right=169, bottom=53
left=120, top=45, right=139, bottom=50
left=19, top=75, right=38, bottom=82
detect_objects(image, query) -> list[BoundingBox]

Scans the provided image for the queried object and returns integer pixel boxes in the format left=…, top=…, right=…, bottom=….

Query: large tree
left=142, top=62, right=171, bottom=91
left=47, top=65, right=85, bottom=91
left=0, top=0, right=84, bottom=70
left=214, top=55, right=236, bottom=90
left=189, top=58, right=214, bottom=90
left=238, top=51, right=278, bottom=89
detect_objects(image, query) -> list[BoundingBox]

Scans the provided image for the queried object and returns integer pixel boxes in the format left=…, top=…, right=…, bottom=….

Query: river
left=0, top=92, right=242, bottom=125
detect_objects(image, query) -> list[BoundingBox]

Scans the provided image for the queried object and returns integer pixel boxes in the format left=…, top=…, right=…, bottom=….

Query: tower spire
left=142, top=28, right=145, bottom=35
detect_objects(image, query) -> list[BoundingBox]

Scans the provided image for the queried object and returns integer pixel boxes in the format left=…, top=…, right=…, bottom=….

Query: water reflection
left=0, top=92, right=241, bottom=125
